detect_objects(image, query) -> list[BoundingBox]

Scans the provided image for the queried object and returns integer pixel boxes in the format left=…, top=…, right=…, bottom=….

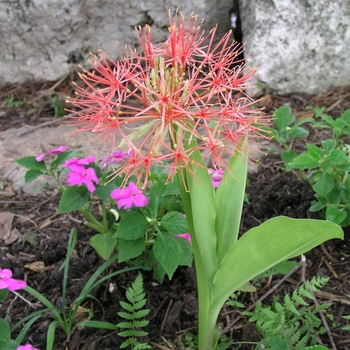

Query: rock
left=0, top=0, right=232, bottom=84
left=239, top=0, right=350, bottom=95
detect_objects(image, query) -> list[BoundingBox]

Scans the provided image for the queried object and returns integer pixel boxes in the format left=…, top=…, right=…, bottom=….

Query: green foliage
left=4, top=95, right=26, bottom=107
left=266, top=105, right=312, bottom=170
left=47, top=95, right=65, bottom=117
left=268, top=106, right=350, bottom=226
left=289, top=109, right=350, bottom=226
left=117, top=273, right=151, bottom=349
left=243, top=277, right=332, bottom=350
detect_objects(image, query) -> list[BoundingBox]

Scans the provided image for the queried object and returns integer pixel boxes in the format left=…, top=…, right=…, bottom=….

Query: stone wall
left=238, top=0, right=350, bottom=95
left=0, top=0, right=232, bottom=84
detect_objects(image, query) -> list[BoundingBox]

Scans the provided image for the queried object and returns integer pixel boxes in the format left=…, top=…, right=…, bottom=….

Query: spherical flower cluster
left=67, top=11, right=269, bottom=188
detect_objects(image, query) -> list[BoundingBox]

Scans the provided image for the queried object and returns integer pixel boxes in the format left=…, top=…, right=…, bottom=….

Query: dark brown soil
left=1, top=80, right=350, bottom=349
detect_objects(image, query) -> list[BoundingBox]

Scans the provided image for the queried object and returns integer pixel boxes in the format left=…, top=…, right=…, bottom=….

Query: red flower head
left=67, top=10, right=269, bottom=188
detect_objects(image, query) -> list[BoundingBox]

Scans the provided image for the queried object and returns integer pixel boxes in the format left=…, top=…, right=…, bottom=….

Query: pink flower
left=111, top=182, right=149, bottom=210
left=208, top=168, right=225, bottom=188
left=63, top=156, right=96, bottom=171
left=17, top=345, right=40, bottom=350
left=66, top=167, right=99, bottom=192
left=0, top=268, right=26, bottom=291
left=102, top=150, right=131, bottom=167
left=35, top=146, right=66, bottom=162
left=175, top=233, right=192, bottom=245
left=63, top=156, right=99, bottom=192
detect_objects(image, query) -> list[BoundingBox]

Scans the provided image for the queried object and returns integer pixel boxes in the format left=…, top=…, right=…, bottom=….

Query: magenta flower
left=175, top=233, right=192, bottom=245
left=66, top=167, right=99, bottom=192
left=111, top=182, right=149, bottom=210
left=16, top=345, right=39, bottom=350
left=0, top=268, right=26, bottom=291
left=101, top=150, right=131, bottom=167
left=35, top=146, right=66, bottom=162
left=63, top=156, right=99, bottom=192
left=63, top=156, right=96, bottom=172
left=208, top=168, right=225, bottom=188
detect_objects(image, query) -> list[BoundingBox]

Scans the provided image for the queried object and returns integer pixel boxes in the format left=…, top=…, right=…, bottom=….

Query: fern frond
left=117, top=273, right=151, bottom=350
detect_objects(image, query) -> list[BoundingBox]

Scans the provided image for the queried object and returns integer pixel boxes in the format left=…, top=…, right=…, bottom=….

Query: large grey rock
left=0, top=0, right=232, bottom=84
left=239, top=0, right=350, bottom=95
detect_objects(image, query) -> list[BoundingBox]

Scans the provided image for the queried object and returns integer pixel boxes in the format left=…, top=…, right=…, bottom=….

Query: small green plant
left=288, top=108, right=350, bottom=226
left=266, top=105, right=312, bottom=170
left=4, top=95, right=26, bottom=108
left=243, top=277, right=332, bottom=350
left=47, top=95, right=65, bottom=117
left=117, top=273, right=151, bottom=349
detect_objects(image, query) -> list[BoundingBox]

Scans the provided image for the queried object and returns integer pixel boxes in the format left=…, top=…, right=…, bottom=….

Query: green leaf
left=160, top=211, right=188, bottom=233
left=309, top=199, right=326, bottom=212
left=15, top=156, right=47, bottom=170
left=163, top=178, right=181, bottom=196
left=116, top=212, right=148, bottom=240
left=90, top=232, right=117, bottom=260
left=57, top=186, right=89, bottom=213
left=281, top=150, right=297, bottom=171
left=118, top=237, right=145, bottom=263
left=210, top=217, right=343, bottom=327
left=215, top=143, right=248, bottom=262
left=273, top=106, right=295, bottom=131
left=289, top=153, right=320, bottom=170
left=94, top=183, right=115, bottom=202
left=312, top=172, right=333, bottom=197
left=24, top=169, right=44, bottom=184
left=147, top=179, right=170, bottom=218
left=0, top=288, right=9, bottom=301
left=326, top=205, right=347, bottom=225
left=321, top=139, right=336, bottom=152
left=290, top=126, right=309, bottom=140
left=306, top=144, right=323, bottom=160
left=177, top=235, right=193, bottom=267
left=153, top=231, right=180, bottom=279
left=0, top=319, right=11, bottom=343
left=267, top=335, right=291, bottom=350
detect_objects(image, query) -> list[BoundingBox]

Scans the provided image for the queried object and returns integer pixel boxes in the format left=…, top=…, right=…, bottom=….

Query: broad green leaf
left=312, top=172, right=333, bottom=197
left=327, top=149, right=348, bottom=164
left=341, top=110, right=350, bottom=125
left=0, top=288, right=9, bottom=301
left=176, top=236, right=193, bottom=267
left=326, top=204, right=347, bottom=225
left=153, top=231, right=180, bottom=279
left=281, top=150, right=297, bottom=171
left=321, top=139, right=336, bottom=152
left=118, top=237, right=145, bottom=263
left=306, top=144, right=323, bottom=160
left=273, top=106, right=295, bottom=131
left=160, top=211, right=188, bottom=233
left=15, top=156, right=47, bottom=170
left=90, top=232, right=117, bottom=260
left=309, top=199, right=326, bottom=212
left=325, top=186, right=342, bottom=204
left=289, top=153, right=319, bottom=169
left=0, top=319, right=11, bottom=343
left=210, top=217, right=343, bottom=325
left=24, top=169, right=43, bottom=184
left=146, top=178, right=170, bottom=219
left=58, top=186, right=89, bottom=214
left=215, top=142, right=248, bottom=262
left=290, top=126, right=309, bottom=140
left=115, top=212, right=148, bottom=240
left=94, top=182, right=115, bottom=202
left=267, top=335, right=291, bottom=350
left=57, top=186, right=89, bottom=213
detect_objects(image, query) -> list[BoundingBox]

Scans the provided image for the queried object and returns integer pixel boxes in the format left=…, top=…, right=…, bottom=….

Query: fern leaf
left=120, top=300, right=134, bottom=312
left=133, top=309, right=150, bottom=319
left=118, top=311, right=135, bottom=320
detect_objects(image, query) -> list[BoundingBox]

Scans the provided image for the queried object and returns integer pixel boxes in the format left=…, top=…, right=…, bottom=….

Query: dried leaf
left=4, top=227, right=20, bottom=245
left=24, top=261, right=45, bottom=274
left=0, top=211, right=14, bottom=242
